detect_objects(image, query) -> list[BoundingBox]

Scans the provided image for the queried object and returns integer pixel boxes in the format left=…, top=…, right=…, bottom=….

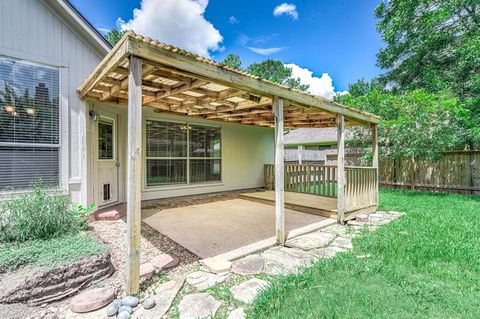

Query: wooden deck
left=240, top=191, right=338, bottom=219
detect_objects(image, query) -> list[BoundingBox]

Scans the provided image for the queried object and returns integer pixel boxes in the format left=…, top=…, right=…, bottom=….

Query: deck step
left=95, top=203, right=126, bottom=221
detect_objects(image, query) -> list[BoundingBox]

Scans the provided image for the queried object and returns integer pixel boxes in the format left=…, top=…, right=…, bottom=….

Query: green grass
left=0, top=232, right=108, bottom=273
left=250, top=189, right=480, bottom=319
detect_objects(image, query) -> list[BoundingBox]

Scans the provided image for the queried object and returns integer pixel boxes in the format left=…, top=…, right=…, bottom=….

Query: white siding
left=0, top=0, right=104, bottom=204
left=91, top=103, right=274, bottom=203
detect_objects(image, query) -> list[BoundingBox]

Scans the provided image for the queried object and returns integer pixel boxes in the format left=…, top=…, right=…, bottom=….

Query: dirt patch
left=0, top=252, right=113, bottom=305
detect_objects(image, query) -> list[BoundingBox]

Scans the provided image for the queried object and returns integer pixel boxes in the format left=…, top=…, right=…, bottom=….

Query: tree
left=221, top=54, right=242, bottom=70
left=246, top=59, right=309, bottom=91
left=104, top=29, right=126, bottom=46
left=340, top=89, right=468, bottom=160
left=375, top=0, right=480, bottom=143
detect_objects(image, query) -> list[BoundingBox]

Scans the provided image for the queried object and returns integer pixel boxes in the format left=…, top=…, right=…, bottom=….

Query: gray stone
left=262, top=259, right=290, bottom=276
left=121, top=296, right=139, bottom=307
left=142, top=296, right=156, bottom=310
left=178, top=293, right=221, bottom=319
left=311, top=246, right=346, bottom=259
left=227, top=307, right=246, bottom=319
left=286, top=231, right=336, bottom=250
left=232, top=255, right=264, bottom=276
left=117, top=311, right=131, bottom=319
left=331, top=237, right=353, bottom=249
left=118, top=305, right=133, bottom=314
left=200, top=257, right=232, bottom=273
left=186, top=271, right=229, bottom=291
left=261, top=246, right=315, bottom=273
left=355, top=213, right=369, bottom=223
left=323, top=224, right=349, bottom=235
left=112, top=299, right=122, bottom=308
left=106, top=303, right=119, bottom=317
left=230, top=278, right=269, bottom=304
left=134, top=276, right=184, bottom=319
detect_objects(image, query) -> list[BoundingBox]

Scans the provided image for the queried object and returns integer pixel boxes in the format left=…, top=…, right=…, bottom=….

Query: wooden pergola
left=78, top=31, right=380, bottom=294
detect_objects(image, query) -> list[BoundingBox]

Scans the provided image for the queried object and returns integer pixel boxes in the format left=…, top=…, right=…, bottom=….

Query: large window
left=0, top=56, right=60, bottom=191
left=145, top=120, right=221, bottom=186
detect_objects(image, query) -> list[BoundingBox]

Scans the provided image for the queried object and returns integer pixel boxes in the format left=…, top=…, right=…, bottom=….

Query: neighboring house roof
left=284, top=128, right=337, bottom=146
left=44, top=0, right=111, bottom=56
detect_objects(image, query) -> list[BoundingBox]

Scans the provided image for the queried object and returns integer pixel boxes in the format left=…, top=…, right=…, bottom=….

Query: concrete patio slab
left=143, top=199, right=328, bottom=258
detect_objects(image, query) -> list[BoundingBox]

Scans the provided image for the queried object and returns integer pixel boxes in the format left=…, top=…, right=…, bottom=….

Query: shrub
left=0, top=184, right=94, bottom=243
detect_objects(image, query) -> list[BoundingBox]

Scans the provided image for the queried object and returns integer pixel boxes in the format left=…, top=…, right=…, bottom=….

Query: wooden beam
left=143, top=79, right=206, bottom=104
left=273, top=96, right=286, bottom=245
left=126, top=56, right=143, bottom=295
left=126, top=36, right=380, bottom=125
left=336, top=115, right=346, bottom=224
left=101, top=65, right=157, bottom=101
left=372, top=123, right=379, bottom=207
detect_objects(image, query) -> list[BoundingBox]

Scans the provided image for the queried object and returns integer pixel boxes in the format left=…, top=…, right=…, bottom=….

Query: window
left=98, top=119, right=114, bottom=159
left=0, top=56, right=60, bottom=191
left=145, top=120, right=221, bottom=186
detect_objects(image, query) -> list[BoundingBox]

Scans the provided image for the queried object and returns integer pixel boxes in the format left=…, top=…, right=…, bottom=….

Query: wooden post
left=298, top=145, right=303, bottom=164
left=337, top=115, right=346, bottom=224
left=126, top=56, right=142, bottom=295
left=371, top=123, right=379, bottom=205
left=273, top=96, right=286, bottom=245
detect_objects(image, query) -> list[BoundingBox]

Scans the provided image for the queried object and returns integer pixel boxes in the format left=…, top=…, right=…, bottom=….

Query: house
left=284, top=128, right=364, bottom=165
left=1, top=0, right=380, bottom=294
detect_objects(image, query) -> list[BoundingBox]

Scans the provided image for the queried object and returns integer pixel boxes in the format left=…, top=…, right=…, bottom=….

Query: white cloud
left=117, top=0, right=223, bottom=58
left=285, top=63, right=337, bottom=99
left=248, top=47, right=286, bottom=56
left=228, top=16, right=239, bottom=24
left=273, top=3, right=299, bottom=20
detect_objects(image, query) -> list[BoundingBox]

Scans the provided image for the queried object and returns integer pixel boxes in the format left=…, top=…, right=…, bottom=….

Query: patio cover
left=78, top=31, right=379, bottom=128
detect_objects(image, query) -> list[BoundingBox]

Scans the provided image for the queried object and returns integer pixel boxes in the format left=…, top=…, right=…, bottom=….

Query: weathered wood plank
left=273, top=97, right=286, bottom=245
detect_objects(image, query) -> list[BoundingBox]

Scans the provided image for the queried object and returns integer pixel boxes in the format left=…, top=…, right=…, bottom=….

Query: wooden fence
left=380, top=150, right=480, bottom=194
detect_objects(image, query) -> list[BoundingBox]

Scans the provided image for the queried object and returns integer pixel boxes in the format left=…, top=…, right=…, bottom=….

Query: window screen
left=0, top=56, right=60, bottom=191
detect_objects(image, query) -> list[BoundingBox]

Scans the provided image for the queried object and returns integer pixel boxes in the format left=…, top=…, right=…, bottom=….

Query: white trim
left=60, top=66, right=69, bottom=192
left=0, top=47, right=68, bottom=68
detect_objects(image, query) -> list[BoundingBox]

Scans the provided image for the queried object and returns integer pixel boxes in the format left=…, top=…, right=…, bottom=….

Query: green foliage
left=219, top=54, right=310, bottom=91
left=246, top=59, right=309, bottom=91
left=0, top=184, right=94, bottom=243
left=221, top=54, right=242, bottom=70
left=374, top=0, right=480, bottom=143
left=250, top=189, right=480, bottom=318
left=338, top=89, right=467, bottom=160
left=104, top=29, right=126, bottom=46
left=0, top=233, right=108, bottom=273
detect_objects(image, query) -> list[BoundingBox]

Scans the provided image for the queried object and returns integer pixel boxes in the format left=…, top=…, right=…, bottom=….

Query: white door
left=96, top=114, right=118, bottom=207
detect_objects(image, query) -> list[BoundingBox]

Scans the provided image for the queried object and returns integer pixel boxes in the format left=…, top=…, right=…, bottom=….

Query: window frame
left=143, top=117, right=222, bottom=189
left=0, top=54, right=64, bottom=193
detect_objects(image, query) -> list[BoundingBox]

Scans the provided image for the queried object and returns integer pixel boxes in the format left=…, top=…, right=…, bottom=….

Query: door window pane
left=98, top=120, right=114, bottom=159
left=190, top=159, right=221, bottom=183
left=146, top=120, right=187, bottom=157
left=189, top=125, right=221, bottom=157
left=147, top=159, right=186, bottom=186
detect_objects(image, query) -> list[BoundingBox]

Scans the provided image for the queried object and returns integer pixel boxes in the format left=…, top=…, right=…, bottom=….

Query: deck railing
left=345, top=166, right=378, bottom=211
left=264, top=164, right=337, bottom=197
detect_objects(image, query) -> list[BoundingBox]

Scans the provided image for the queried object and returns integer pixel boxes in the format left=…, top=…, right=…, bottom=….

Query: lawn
left=250, top=189, right=480, bottom=318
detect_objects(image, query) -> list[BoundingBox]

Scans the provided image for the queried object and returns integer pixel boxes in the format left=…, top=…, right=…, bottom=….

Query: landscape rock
left=286, top=231, right=336, bottom=250
left=139, top=262, right=155, bottom=279
left=118, top=305, right=133, bottom=314
left=311, top=246, right=346, bottom=259
left=230, top=278, right=270, bottom=304
left=231, top=255, right=264, bottom=276
left=65, top=307, right=106, bottom=319
left=200, top=257, right=232, bottom=273
left=106, top=303, right=119, bottom=317
left=186, top=271, right=229, bottom=291
left=150, top=254, right=179, bottom=270
left=121, top=296, right=139, bottom=307
left=178, top=293, right=221, bottom=319
left=227, top=307, right=246, bottom=319
left=262, top=259, right=290, bottom=276
left=70, top=287, right=115, bottom=313
left=261, top=246, right=315, bottom=273
left=331, top=237, right=353, bottom=249
left=0, top=252, right=114, bottom=305
left=134, top=276, right=184, bottom=318
left=355, top=213, right=369, bottom=223
left=117, top=311, right=131, bottom=319
left=142, top=296, right=156, bottom=310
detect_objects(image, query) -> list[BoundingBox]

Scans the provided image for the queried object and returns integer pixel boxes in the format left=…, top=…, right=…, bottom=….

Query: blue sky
left=71, top=0, right=384, bottom=95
